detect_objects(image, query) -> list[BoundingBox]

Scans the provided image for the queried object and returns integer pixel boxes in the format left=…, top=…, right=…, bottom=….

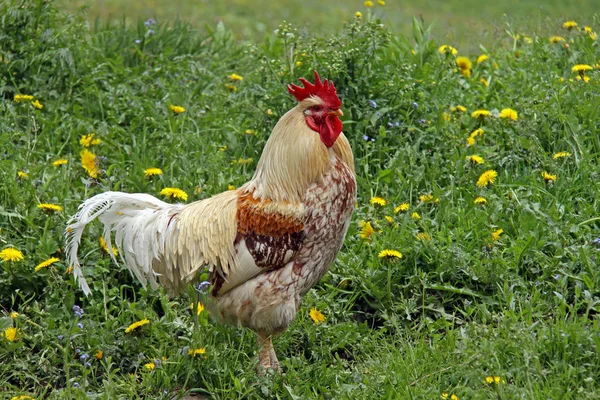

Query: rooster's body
left=66, top=71, right=356, bottom=372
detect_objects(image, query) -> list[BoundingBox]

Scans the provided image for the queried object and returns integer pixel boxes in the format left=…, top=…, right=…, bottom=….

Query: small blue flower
left=80, top=353, right=90, bottom=361
left=75, top=348, right=81, bottom=354
left=418, top=119, right=427, bottom=125
left=72, top=305, right=84, bottom=318
left=84, top=362, right=92, bottom=367
left=148, top=29, right=155, bottom=36
left=135, top=39, right=141, bottom=44
left=387, top=122, right=394, bottom=128
left=73, top=382, right=80, bottom=388
left=412, top=102, right=419, bottom=109
left=196, top=281, right=211, bottom=293
left=77, top=322, right=84, bottom=329
left=368, top=100, right=378, bottom=108
left=58, top=335, right=63, bottom=340
left=154, top=358, right=161, bottom=366
left=145, top=18, right=156, bottom=27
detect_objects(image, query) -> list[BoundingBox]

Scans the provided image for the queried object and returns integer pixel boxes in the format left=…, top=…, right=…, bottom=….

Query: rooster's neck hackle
left=244, top=104, right=353, bottom=204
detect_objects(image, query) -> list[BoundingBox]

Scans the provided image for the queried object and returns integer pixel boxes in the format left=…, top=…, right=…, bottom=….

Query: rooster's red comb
left=288, top=70, right=341, bottom=109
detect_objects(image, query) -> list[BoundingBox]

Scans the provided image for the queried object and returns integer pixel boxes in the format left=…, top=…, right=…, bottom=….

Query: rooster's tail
left=66, top=191, right=184, bottom=295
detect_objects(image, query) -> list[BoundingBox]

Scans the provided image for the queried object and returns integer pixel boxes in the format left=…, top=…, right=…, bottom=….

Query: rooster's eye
left=313, top=106, right=320, bottom=112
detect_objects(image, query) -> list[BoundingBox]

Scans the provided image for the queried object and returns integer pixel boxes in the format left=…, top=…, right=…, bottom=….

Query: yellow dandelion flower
left=11, top=396, right=35, bottom=400
left=541, top=171, right=557, bottom=183
left=441, top=394, right=449, bottom=400
left=411, top=212, right=421, bottom=220
left=310, top=308, right=325, bottom=324
left=196, top=302, right=205, bottom=316
left=364, top=0, right=373, bottom=7
left=549, top=36, right=565, bottom=43
left=224, top=83, right=237, bottom=92
left=95, top=350, right=103, bottom=360
left=451, top=105, right=466, bottom=112
left=378, top=249, right=403, bottom=260
left=466, top=155, right=484, bottom=164
left=377, top=0, right=385, bottom=5
left=80, top=133, right=101, bottom=147
left=474, top=196, right=487, bottom=205
left=479, top=77, right=489, bottom=87
left=99, top=237, right=118, bottom=256
left=476, top=169, right=498, bottom=188
left=355, top=11, right=363, bottom=18
left=439, top=45, right=458, bottom=56
left=52, top=158, right=68, bottom=167
left=467, top=136, right=476, bottom=146
left=471, top=128, right=485, bottom=137
left=451, top=395, right=458, bottom=400
left=0, top=248, right=24, bottom=262
left=65, top=265, right=74, bottom=274
left=471, top=109, right=491, bottom=119
left=477, top=54, right=489, bottom=64
left=588, top=31, right=597, bottom=40
left=160, top=187, right=188, bottom=201
left=563, top=21, right=578, bottom=30
left=17, top=171, right=29, bottom=179
left=80, top=149, right=99, bottom=178
left=244, top=129, right=256, bottom=135
left=499, top=108, right=518, bottom=120
left=170, top=105, right=185, bottom=114
left=370, top=197, right=387, bottom=206
left=394, top=203, right=410, bottom=213
left=14, top=94, right=34, bottom=103
left=416, top=232, right=432, bottom=241
left=485, top=376, right=494, bottom=384
left=31, top=99, right=43, bottom=110
left=492, top=228, right=503, bottom=241
left=34, top=257, right=60, bottom=272
left=228, top=184, right=236, bottom=190
left=10, top=312, right=19, bottom=319
left=37, top=203, right=63, bottom=212
left=4, top=327, right=19, bottom=341
left=553, top=151, right=571, bottom=159
left=144, top=362, right=155, bottom=370
left=188, top=347, right=206, bottom=356
left=359, top=221, right=375, bottom=239
left=125, top=318, right=150, bottom=333
left=384, top=216, right=393, bottom=223
left=144, top=168, right=163, bottom=177
left=228, top=73, right=243, bottom=81
left=218, top=145, right=227, bottom=152
left=572, top=64, right=593, bottom=78
left=494, top=376, right=501, bottom=384
left=575, top=75, right=591, bottom=82
left=456, top=56, right=472, bottom=71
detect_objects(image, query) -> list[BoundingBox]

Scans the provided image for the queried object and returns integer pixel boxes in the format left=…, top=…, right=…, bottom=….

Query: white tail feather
left=66, top=191, right=184, bottom=295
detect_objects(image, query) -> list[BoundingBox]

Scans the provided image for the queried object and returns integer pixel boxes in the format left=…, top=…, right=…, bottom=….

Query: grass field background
left=1, top=0, right=600, bottom=398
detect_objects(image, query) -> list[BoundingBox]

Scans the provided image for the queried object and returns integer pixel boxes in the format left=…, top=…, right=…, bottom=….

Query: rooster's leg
left=256, top=334, right=273, bottom=375
left=269, top=345, right=281, bottom=373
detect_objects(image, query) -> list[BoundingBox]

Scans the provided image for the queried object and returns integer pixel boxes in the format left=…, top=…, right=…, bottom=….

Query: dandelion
left=309, top=308, right=325, bottom=324
left=0, top=248, right=24, bottom=262
left=411, top=212, right=421, bottom=220
left=10, top=312, right=19, bottom=319
left=244, top=129, right=256, bottom=135
left=466, top=155, right=484, bottom=164
left=419, top=194, right=438, bottom=203
left=572, top=64, right=593, bottom=80
left=218, top=145, right=227, bottom=152
left=52, top=159, right=68, bottom=167
left=37, top=203, right=63, bottom=212
left=499, top=108, right=518, bottom=120
left=17, top=171, right=29, bottom=179
left=364, top=0, right=373, bottom=7
left=14, top=94, right=34, bottom=102
left=471, top=128, right=485, bottom=138
left=160, top=187, right=188, bottom=201
left=439, top=45, right=458, bottom=56
left=228, top=185, right=236, bottom=190
left=476, top=170, right=498, bottom=188
left=378, top=249, right=403, bottom=260
left=474, top=196, right=487, bottom=205
left=35, top=257, right=60, bottom=272
left=492, top=229, right=503, bottom=241
left=80, top=149, right=99, bottom=178
left=377, top=0, right=385, bottom=4
left=370, top=197, right=387, bottom=206
left=31, top=99, right=43, bottom=110
left=479, top=78, right=489, bottom=87
left=144, top=362, right=155, bottom=370
left=355, top=11, right=362, bottom=18
left=549, top=36, right=565, bottom=43
left=188, top=347, right=206, bottom=356
left=467, top=136, right=476, bottom=146
left=191, top=302, right=205, bottom=316
left=416, top=232, right=432, bottom=241
left=562, top=21, right=578, bottom=30
left=228, top=73, right=243, bottom=81
left=384, top=216, right=393, bottom=223
left=65, top=266, right=74, bottom=274
left=394, top=203, right=410, bottom=213
left=451, top=105, right=466, bottom=112
left=4, top=327, right=19, bottom=341
left=553, top=151, right=571, bottom=159
left=541, top=171, right=557, bottom=183
left=144, top=168, right=163, bottom=177
left=95, top=350, right=103, bottom=360
left=359, top=221, right=375, bottom=239
left=477, top=54, right=489, bottom=64
left=99, top=237, right=118, bottom=256
left=125, top=318, right=150, bottom=333
left=80, top=133, right=101, bottom=147
left=471, top=109, right=491, bottom=119
left=456, top=56, right=472, bottom=77
left=170, top=105, right=185, bottom=114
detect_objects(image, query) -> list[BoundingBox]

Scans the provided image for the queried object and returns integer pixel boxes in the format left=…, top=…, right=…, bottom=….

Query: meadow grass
left=1, top=0, right=600, bottom=398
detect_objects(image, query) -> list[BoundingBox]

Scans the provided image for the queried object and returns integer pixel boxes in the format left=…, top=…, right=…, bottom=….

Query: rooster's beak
left=329, top=109, right=344, bottom=117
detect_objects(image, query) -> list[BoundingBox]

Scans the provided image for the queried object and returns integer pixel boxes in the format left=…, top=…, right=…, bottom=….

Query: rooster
left=66, top=71, right=356, bottom=373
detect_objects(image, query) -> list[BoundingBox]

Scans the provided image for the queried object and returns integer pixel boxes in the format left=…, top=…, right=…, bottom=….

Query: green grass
left=2, top=0, right=600, bottom=398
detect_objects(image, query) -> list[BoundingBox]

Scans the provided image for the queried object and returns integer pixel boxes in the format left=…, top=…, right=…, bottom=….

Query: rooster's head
left=288, top=71, right=343, bottom=148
